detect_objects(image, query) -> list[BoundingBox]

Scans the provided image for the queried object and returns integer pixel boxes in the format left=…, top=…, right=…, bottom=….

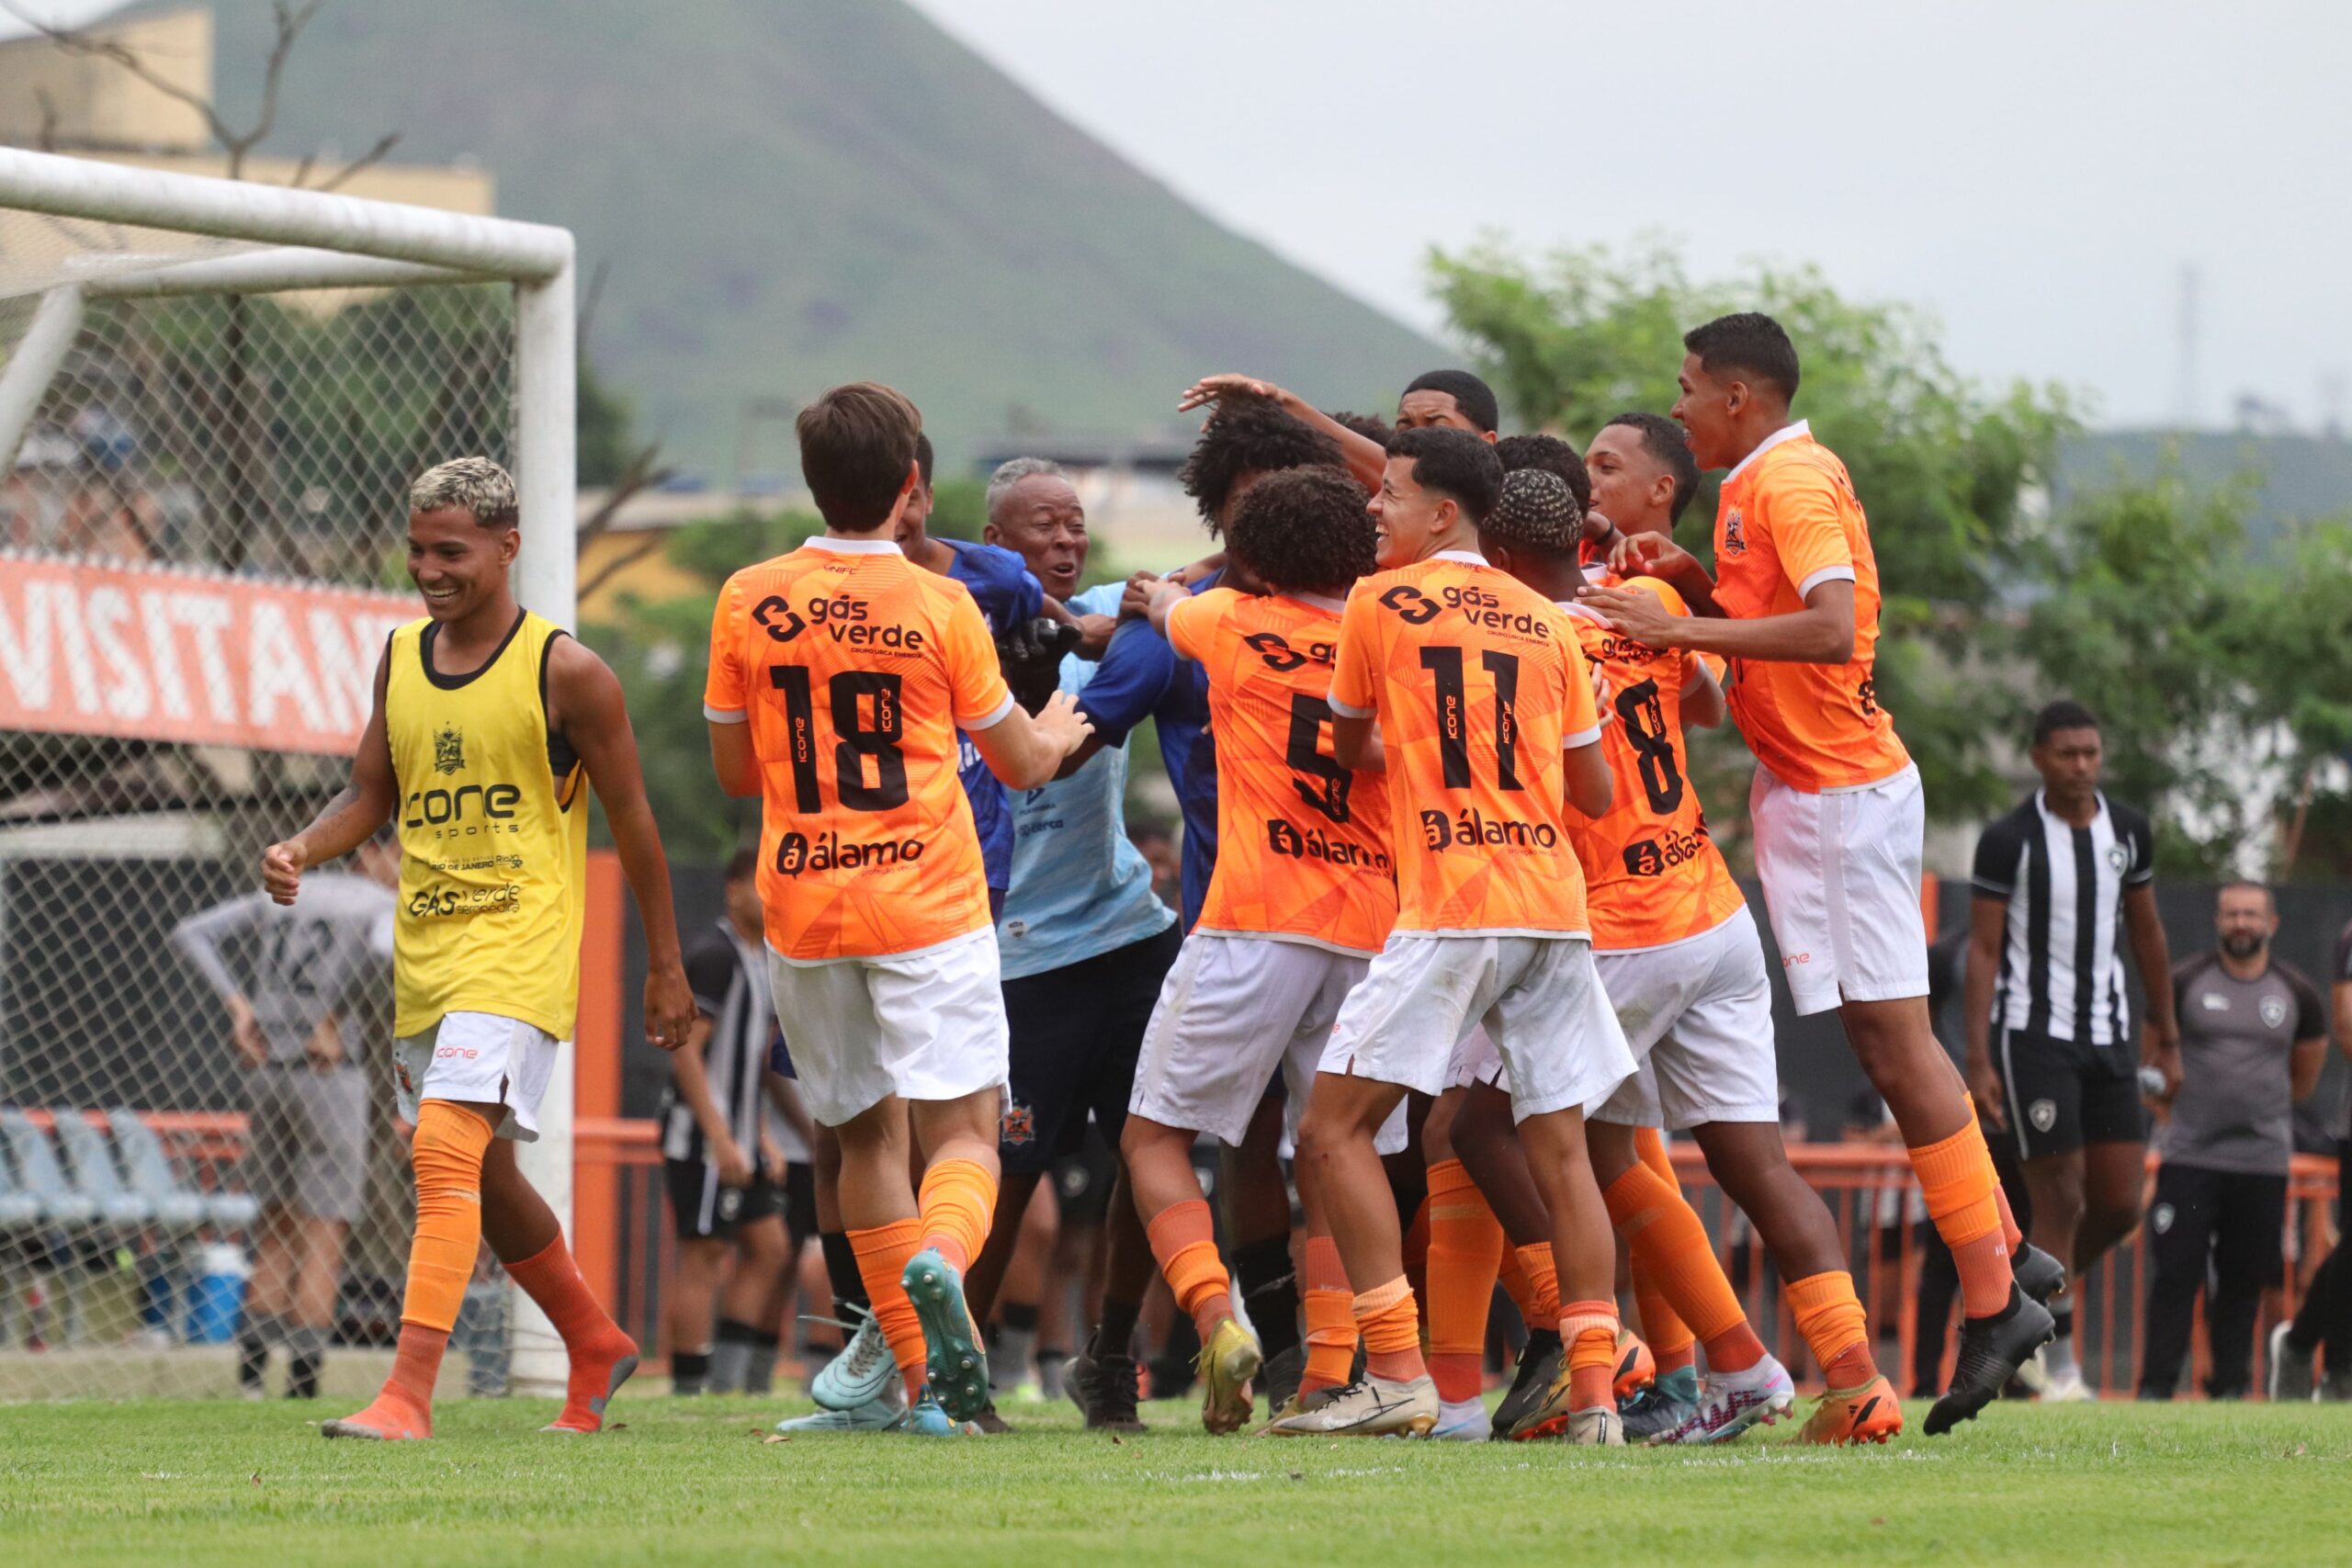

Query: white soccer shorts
left=1748, top=761, right=1931, bottom=1017
left=392, top=1011, right=561, bottom=1143
left=1590, top=905, right=1782, bottom=1130
left=766, top=927, right=1010, bottom=1127
left=1131, top=931, right=1406, bottom=1156
left=1320, top=933, right=1634, bottom=1122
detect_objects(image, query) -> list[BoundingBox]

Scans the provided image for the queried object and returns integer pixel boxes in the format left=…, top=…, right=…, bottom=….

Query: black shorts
left=998, top=922, right=1182, bottom=1174
left=1996, top=1026, right=2144, bottom=1160
left=665, top=1156, right=783, bottom=1242
left=781, top=1160, right=817, bottom=1240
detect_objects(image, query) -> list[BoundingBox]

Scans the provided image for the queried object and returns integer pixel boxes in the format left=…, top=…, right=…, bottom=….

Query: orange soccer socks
left=507, top=1233, right=639, bottom=1432
left=327, top=1101, right=494, bottom=1439
left=1788, top=1269, right=1879, bottom=1389
left=1561, top=1299, right=1623, bottom=1410
left=916, top=1156, right=998, bottom=1274
left=1425, top=1160, right=1504, bottom=1403
left=1300, top=1235, right=1358, bottom=1396
left=849, top=1216, right=930, bottom=1399
left=1602, top=1160, right=1765, bottom=1373
left=1628, top=1129, right=1697, bottom=1376
left=1352, top=1276, right=1427, bottom=1385
left=1146, top=1199, right=1235, bottom=1342
left=1910, top=1116, right=2014, bottom=1318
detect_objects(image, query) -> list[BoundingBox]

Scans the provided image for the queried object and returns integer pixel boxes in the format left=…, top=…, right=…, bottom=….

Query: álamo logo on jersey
left=1419, top=806, right=1557, bottom=851
left=1267, top=819, right=1389, bottom=871
left=773, top=829, right=927, bottom=875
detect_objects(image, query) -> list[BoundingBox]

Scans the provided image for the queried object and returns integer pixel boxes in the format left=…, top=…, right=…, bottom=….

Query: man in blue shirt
left=955, top=457, right=1181, bottom=1431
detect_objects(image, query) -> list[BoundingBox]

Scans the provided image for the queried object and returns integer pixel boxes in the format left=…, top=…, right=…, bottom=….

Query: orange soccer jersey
left=1329, top=552, right=1601, bottom=937
left=1711, top=423, right=1911, bottom=793
left=704, top=536, right=1012, bottom=960
left=1559, top=577, right=1745, bottom=952
left=1165, top=587, right=1396, bottom=954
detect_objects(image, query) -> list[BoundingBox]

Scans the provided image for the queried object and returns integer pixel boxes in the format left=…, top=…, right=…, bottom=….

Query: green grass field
left=6, top=1395, right=2346, bottom=1566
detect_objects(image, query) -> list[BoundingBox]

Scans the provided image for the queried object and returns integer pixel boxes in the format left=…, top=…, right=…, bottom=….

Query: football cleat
left=1795, top=1374, right=1903, bottom=1445
left=1195, top=1318, right=1262, bottom=1436
left=1616, top=1378, right=1699, bottom=1444
left=1262, top=1374, right=1439, bottom=1438
left=809, top=1305, right=899, bottom=1412
left=1654, top=1356, right=1796, bottom=1445
left=900, top=1248, right=990, bottom=1423
left=775, top=1385, right=905, bottom=1433
left=2012, top=1243, right=2067, bottom=1308
left=1926, top=1290, right=2054, bottom=1436
left=1490, top=1329, right=1562, bottom=1439
left=1611, top=1329, right=1657, bottom=1403
left=2268, top=1323, right=2317, bottom=1404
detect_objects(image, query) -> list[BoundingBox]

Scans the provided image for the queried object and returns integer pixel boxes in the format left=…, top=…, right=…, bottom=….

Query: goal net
left=0, top=149, right=577, bottom=1402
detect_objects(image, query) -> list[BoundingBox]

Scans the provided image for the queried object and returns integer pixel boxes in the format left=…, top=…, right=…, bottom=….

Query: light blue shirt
left=997, top=583, right=1176, bottom=979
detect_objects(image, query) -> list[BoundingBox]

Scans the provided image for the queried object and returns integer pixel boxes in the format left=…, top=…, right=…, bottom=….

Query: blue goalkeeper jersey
left=942, top=537, right=1043, bottom=892
left=1076, top=572, right=1218, bottom=930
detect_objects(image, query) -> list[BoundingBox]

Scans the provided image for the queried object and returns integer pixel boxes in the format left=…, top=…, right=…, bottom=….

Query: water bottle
left=185, top=1243, right=251, bottom=1345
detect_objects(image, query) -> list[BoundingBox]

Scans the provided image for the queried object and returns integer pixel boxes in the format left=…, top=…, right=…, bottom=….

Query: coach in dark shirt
left=2137, top=883, right=2328, bottom=1400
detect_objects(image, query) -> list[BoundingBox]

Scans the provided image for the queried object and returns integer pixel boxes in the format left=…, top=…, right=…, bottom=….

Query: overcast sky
left=907, top=0, right=2349, bottom=434
left=14, top=2, right=2345, bottom=432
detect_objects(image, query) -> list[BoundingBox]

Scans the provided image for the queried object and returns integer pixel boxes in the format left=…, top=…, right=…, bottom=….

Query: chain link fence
left=0, top=231, right=517, bottom=1399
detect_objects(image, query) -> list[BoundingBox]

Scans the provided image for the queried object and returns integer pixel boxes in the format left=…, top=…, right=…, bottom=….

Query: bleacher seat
left=107, top=1111, right=255, bottom=1232
left=42, top=1111, right=153, bottom=1234
left=0, top=1111, right=96, bottom=1229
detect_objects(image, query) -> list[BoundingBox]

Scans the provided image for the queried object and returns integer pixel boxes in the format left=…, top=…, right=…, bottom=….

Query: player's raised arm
left=1179, top=374, right=1386, bottom=491
left=264, top=644, right=397, bottom=905
left=548, top=634, right=695, bottom=1053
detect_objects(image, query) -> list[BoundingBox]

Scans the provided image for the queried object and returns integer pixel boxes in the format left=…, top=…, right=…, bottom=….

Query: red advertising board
left=0, top=555, right=416, bottom=754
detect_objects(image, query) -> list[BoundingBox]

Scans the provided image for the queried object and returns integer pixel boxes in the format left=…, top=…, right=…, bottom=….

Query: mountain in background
left=119, top=0, right=1444, bottom=480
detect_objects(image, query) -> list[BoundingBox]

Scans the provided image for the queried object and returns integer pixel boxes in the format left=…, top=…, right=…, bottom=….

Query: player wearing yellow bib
left=264, top=457, right=695, bottom=1442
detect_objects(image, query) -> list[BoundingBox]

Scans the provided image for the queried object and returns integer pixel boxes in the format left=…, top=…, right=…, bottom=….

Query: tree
left=1428, top=238, right=2076, bottom=829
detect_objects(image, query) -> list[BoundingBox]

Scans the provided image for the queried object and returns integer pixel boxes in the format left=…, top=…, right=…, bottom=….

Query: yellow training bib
left=384, top=609, right=587, bottom=1042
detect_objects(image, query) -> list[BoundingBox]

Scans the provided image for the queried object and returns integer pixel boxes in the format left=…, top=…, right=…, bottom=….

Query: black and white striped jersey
left=660, top=919, right=776, bottom=1163
left=1972, top=791, right=2155, bottom=1046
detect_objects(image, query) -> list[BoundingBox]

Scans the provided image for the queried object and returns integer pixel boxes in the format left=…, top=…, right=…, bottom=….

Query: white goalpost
left=0, top=146, right=579, bottom=1399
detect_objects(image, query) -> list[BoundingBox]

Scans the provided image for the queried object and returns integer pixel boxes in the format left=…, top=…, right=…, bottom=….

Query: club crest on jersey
left=2151, top=1202, right=2175, bottom=1235
left=2107, top=842, right=2131, bottom=874
left=434, top=723, right=465, bottom=775
left=2260, top=995, right=2288, bottom=1029
left=1722, top=509, right=1747, bottom=556
left=2029, top=1099, right=2057, bottom=1134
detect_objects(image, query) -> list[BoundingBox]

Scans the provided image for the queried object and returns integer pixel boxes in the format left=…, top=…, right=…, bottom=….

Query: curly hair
left=1479, top=468, right=1584, bottom=558
left=1324, top=409, right=1395, bottom=446
left=1178, top=398, right=1343, bottom=532
left=1493, top=432, right=1592, bottom=516
left=1223, top=466, right=1376, bottom=596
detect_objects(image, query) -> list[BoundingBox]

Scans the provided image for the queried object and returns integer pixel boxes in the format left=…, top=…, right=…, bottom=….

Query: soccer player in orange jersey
left=1119, top=467, right=1396, bottom=1435
left=1580, top=314, right=2063, bottom=1432
left=1268, top=428, right=1636, bottom=1443
left=705, top=383, right=1091, bottom=1435
left=1487, top=466, right=1903, bottom=1445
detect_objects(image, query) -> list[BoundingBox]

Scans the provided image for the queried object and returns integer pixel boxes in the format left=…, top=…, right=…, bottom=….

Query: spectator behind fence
left=168, top=829, right=400, bottom=1400
left=2137, top=883, right=2328, bottom=1400
left=2270, top=917, right=2352, bottom=1401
